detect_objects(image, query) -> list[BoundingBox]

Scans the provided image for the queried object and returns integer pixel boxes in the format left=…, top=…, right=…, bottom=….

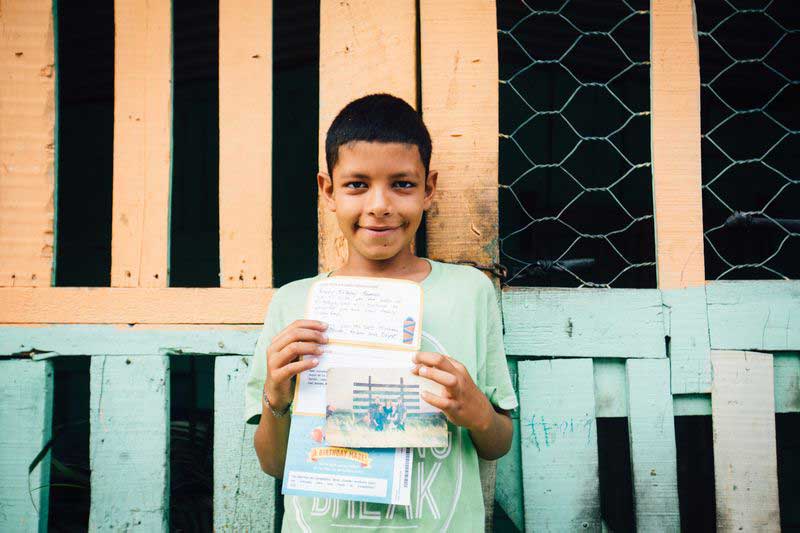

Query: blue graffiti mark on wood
left=525, top=413, right=594, bottom=451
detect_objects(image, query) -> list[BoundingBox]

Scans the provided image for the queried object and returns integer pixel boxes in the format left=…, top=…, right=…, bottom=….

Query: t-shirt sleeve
left=477, top=276, right=519, bottom=412
left=243, top=289, right=286, bottom=425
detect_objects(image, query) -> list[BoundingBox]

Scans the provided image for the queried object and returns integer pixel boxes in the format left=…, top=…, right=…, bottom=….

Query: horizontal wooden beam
left=0, top=324, right=261, bottom=356
left=707, top=280, right=800, bottom=351
left=0, top=288, right=273, bottom=324
left=502, top=287, right=666, bottom=358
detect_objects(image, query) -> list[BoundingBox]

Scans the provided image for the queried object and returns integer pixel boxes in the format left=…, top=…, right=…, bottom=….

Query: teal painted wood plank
left=0, top=360, right=53, bottom=532
left=661, top=286, right=711, bottom=394
left=672, top=394, right=712, bottom=416
left=519, top=359, right=600, bottom=531
left=89, top=356, right=169, bottom=531
left=593, top=358, right=627, bottom=418
left=0, top=324, right=260, bottom=357
left=625, top=359, right=680, bottom=531
left=774, top=352, right=800, bottom=413
left=503, top=288, right=665, bottom=358
left=707, top=280, right=800, bottom=351
left=711, top=351, right=780, bottom=532
left=213, top=356, right=276, bottom=532
left=495, top=358, right=523, bottom=530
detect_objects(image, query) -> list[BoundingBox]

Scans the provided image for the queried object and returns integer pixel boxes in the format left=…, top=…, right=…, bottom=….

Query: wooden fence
left=0, top=0, right=798, bottom=531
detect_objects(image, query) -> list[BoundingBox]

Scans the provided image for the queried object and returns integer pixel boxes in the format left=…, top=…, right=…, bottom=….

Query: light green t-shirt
left=244, top=258, right=518, bottom=532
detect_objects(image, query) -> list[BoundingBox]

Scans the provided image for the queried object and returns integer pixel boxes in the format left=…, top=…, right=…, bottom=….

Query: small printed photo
left=324, top=367, right=448, bottom=448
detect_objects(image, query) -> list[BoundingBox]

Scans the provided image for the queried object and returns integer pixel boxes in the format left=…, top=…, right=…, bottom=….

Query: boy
left=244, top=93, right=517, bottom=531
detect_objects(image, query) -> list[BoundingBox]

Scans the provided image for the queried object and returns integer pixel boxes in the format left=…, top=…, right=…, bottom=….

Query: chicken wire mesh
left=497, top=0, right=656, bottom=288
left=698, top=0, right=799, bottom=280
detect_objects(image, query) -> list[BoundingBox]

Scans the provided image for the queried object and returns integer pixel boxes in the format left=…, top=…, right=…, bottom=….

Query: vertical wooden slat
left=419, top=0, right=499, bottom=266
left=495, top=358, right=524, bottom=530
left=317, top=0, right=417, bottom=272
left=111, top=0, right=172, bottom=287
left=89, top=355, right=170, bottom=531
left=651, top=0, right=711, bottom=396
left=711, top=350, right=781, bottom=532
left=519, top=359, right=600, bottom=531
left=214, top=356, right=276, bottom=531
left=662, top=286, right=711, bottom=394
left=625, top=358, right=680, bottom=531
left=0, top=0, right=56, bottom=287
left=0, top=360, right=53, bottom=532
left=650, top=0, right=705, bottom=289
left=219, top=0, right=272, bottom=288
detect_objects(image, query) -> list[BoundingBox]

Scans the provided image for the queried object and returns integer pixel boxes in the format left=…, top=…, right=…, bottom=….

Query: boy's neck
left=333, top=249, right=431, bottom=283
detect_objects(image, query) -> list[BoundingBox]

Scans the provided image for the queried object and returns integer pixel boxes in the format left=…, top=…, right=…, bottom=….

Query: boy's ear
left=318, top=171, right=336, bottom=212
left=423, top=169, right=438, bottom=211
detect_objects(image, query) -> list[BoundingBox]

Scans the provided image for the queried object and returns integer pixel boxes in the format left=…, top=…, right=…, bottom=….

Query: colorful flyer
left=282, top=276, right=430, bottom=505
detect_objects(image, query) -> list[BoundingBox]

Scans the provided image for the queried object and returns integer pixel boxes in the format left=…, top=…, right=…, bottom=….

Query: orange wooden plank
left=420, top=0, right=499, bottom=266
left=110, top=0, right=172, bottom=287
left=0, top=0, right=56, bottom=287
left=317, top=0, right=417, bottom=272
left=219, top=0, right=272, bottom=288
left=0, top=287, right=273, bottom=324
left=651, top=0, right=705, bottom=288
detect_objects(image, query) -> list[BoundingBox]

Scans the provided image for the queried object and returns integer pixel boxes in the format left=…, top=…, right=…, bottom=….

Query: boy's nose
left=366, top=188, right=392, bottom=216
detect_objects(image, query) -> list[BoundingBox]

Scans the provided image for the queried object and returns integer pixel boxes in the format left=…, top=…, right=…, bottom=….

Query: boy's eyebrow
left=342, top=172, right=418, bottom=180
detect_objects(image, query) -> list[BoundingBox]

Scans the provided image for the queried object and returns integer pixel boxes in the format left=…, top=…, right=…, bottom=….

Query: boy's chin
left=352, top=243, right=410, bottom=262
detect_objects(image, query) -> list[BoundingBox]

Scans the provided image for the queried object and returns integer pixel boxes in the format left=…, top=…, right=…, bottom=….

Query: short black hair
left=325, top=93, right=432, bottom=177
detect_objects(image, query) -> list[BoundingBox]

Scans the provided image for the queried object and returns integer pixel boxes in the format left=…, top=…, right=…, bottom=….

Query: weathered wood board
left=503, top=288, right=665, bottom=357
left=626, top=359, right=680, bottom=531
left=219, top=0, right=273, bottom=288
left=651, top=0, right=705, bottom=289
left=519, top=359, right=600, bottom=531
left=110, top=0, right=172, bottom=287
left=707, top=281, right=800, bottom=351
left=711, top=350, right=781, bottom=532
left=0, top=324, right=261, bottom=357
left=661, top=286, right=711, bottom=394
left=495, top=358, right=523, bottom=530
left=214, top=356, right=276, bottom=531
left=0, top=0, right=56, bottom=288
left=420, top=0, right=499, bottom=266
left=0, top=287, right=273, bottom=324
left=0, top=360, right=53, bottom=532
left=89, top=355, right=169, bottom=531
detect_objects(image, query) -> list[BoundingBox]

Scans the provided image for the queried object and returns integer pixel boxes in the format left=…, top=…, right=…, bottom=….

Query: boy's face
left=318, top=141, right=437, bottom=263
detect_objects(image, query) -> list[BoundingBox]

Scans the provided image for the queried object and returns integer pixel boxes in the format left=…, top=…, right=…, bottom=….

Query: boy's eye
left=344, top=181, right=367, bottom=189
left=394, top=181, right=415, bottom=189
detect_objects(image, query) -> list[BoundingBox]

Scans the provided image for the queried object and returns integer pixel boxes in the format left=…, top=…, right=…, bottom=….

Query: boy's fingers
left=413, top=351, right=455, bottom=372
left=420, top=390, right=452, bottom=411
left=271, top=341, right=322, bottom=368
left=272, top=357, right=319, bottom=384
left=272, top=327, right=328, bottom=353
left=413, top=365, right=458, bottom=389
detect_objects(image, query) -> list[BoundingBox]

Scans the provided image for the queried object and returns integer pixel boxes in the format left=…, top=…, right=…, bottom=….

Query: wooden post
left=0, top=360, right=53, bottom=531
left=0, top=0, right=56, bottom=287
left=317, top=0, right=417, bottom=272
left=219, top=0, right=273, bottom=288
left=519, top=359, right=600, bottom=531
left=214, top=356, right=276, bottom=531
left=652, top=0, right=711, bottom=396
left=625, top=359, right=681, bottom=531
left=420, top=0, right=499, bottom=267
left=711, top=350, right=781, bottom=532
left=89, top=355, right=170, bottom=531
left=110, top=0, right=172, bottom=287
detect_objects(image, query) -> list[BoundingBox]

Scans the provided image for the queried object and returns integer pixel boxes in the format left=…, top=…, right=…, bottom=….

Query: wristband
left=263, top=388, right=292, bottom=418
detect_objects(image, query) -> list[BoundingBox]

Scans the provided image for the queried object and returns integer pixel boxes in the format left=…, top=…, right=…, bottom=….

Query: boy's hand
left=264, top=320, right=328, bottom=411
left=411, top=352, right=493, bottom=433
